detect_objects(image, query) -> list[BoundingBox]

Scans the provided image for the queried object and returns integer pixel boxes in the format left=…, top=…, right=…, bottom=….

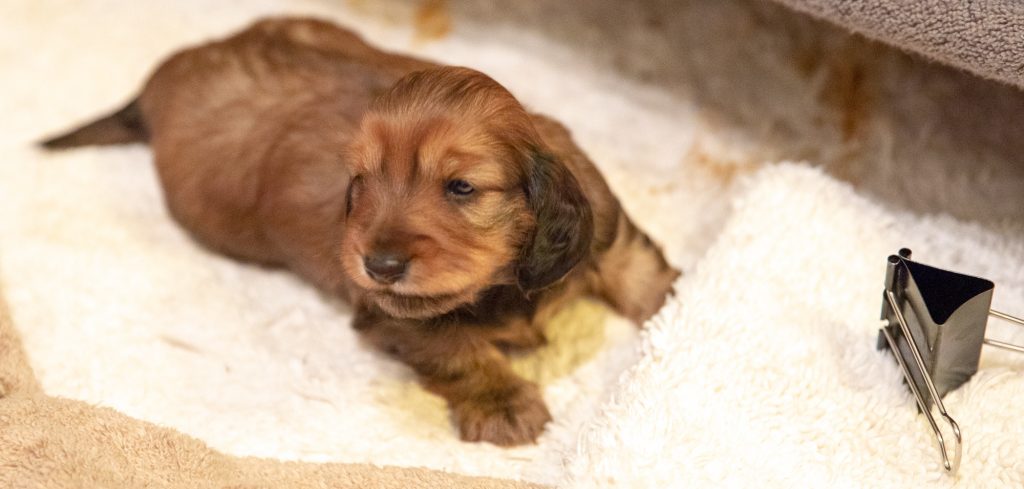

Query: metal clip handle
left=884, top=290, right=963, bottom=474
left=984, top=310, right=1024, bottom=354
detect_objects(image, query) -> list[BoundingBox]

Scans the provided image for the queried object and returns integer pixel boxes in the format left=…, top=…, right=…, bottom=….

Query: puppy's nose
left=363, top=252, right=409, bottom=284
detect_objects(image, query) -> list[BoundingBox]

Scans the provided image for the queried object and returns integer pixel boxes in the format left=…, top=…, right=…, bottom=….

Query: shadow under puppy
left=42, top=17, right=680, bottom=446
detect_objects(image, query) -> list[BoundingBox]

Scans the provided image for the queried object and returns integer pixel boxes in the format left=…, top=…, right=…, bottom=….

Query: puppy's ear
left=517, top=151, right=593, bottom=292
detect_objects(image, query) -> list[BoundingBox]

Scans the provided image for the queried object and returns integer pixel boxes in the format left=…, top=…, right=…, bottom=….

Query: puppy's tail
left=39, top=99, right=148, bottom=150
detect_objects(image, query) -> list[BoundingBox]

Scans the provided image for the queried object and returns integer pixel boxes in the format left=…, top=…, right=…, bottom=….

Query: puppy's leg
left=592, top=214, right=680, bottom=324
left=354, top=308, right=551, bottom=446
left=479, top=317, right=547, bottom=353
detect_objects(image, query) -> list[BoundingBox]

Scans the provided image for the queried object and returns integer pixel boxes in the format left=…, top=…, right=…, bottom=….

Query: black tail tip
left=37, top=99, right=147, bottom=151
left=38, top=134, right=74, bottom=150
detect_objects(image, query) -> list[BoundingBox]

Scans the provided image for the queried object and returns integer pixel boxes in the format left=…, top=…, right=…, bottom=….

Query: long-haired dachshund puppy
left=42, top=18, right=680, bottom=446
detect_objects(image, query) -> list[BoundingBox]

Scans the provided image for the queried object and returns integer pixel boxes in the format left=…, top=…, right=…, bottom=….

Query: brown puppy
left=42, top=18, right=680, bottom=446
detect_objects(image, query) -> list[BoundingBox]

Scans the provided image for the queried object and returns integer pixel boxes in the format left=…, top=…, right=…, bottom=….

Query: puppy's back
left=139, top=19, right=437, bottom=265
left=39, top=18, right=438, bottom=267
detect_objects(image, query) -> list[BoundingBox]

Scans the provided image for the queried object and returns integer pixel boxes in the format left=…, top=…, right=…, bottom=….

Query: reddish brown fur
left=41, top=17, right=680, bottom=446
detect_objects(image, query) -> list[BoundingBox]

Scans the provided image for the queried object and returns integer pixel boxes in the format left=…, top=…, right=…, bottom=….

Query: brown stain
left=783, top=35, right=879, bottom=190
left=414, top=0, right=452, bottom=43
left=159, top=335, right=204, bottom=354
left=820, top=55, right=870, bottom=142
left=683, top=125, right=761, bottom=185
left=792, top=44, right=822, bottom=78
left=647, top=181, right=678, bottom=195
left=789, top=32, right=876, bottom=144
left=691, top=150, right=747, bottom=183
left=807, top=41, right=883, bottom=186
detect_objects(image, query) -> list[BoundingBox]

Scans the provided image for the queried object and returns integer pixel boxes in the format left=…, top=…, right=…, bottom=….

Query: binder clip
left=877, top=248, right=1024, bottom=475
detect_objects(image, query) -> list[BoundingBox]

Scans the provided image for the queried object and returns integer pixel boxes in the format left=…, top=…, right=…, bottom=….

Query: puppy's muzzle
left=363, top=251, right=409, bottom=284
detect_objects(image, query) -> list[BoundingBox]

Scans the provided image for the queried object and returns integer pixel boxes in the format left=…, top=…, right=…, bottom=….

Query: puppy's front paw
left=453, top=382, right=551, bottom=446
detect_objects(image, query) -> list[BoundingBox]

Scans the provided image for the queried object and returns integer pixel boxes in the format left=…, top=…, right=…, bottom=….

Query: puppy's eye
left=446, top=179, right=475, bottom=197
left=346, top=175, right=362, bottom=215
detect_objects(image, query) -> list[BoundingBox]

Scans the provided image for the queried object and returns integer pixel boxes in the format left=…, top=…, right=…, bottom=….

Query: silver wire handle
left=984, top=310, right=1024, bottom=354
left=883, top=290, right=963, bottom=474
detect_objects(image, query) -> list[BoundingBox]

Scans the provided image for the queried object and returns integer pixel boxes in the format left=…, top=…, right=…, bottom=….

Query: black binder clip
left=878, top=248, right=1024, bottom=475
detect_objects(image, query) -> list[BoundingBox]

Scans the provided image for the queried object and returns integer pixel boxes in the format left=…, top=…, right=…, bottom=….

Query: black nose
left=363, top=252, right=409, bottom=284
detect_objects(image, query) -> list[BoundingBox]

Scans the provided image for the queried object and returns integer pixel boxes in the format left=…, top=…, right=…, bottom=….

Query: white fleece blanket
left=4, top=1, right=1024, bottom=488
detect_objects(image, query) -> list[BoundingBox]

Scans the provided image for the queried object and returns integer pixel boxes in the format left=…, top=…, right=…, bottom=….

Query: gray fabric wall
left=771, top=0, right=1024, bottom=89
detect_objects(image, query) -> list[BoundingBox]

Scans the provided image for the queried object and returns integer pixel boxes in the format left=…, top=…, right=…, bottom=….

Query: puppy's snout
left=363, top=251, right=409, bottom=284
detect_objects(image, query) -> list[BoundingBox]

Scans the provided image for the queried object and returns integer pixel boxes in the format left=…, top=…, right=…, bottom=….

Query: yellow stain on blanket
left=509, top=298, right=610, bottom=385
left=380, top=299, right=611, bottom=433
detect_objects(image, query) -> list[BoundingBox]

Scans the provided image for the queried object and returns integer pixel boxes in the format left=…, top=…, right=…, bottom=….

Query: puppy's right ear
left=516, top=151, right=593, bottom=292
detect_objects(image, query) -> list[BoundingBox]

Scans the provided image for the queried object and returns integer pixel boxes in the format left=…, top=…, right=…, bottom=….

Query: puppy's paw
left=453, top=383, right=551, bottom=446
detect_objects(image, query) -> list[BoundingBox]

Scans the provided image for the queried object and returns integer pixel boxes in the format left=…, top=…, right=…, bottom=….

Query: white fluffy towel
left=564, top=165, right=1024, bottom=488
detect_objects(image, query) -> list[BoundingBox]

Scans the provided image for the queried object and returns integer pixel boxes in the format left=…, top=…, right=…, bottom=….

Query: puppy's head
left=341, top=67, right=592, bottom=319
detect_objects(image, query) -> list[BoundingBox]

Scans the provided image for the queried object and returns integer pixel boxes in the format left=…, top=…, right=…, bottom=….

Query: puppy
left=42, top=18, right=680, bottom=446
